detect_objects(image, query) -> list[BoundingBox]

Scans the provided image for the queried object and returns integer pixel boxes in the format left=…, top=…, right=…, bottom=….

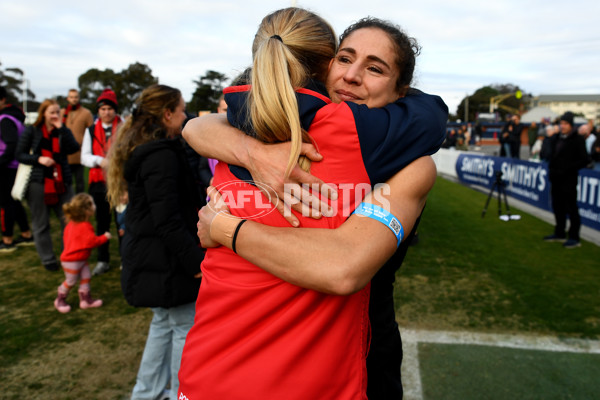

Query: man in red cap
left=81, top=88, right=122, bottom=274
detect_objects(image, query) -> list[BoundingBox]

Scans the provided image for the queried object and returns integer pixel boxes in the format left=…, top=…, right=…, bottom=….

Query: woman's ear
left=397, top=85, right=409, bottom=99
left=163, top=109, right=172, bottom=123
left=327, top=58, right=335, bottom=72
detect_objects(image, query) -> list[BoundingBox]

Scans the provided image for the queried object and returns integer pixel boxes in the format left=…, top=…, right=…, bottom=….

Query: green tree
left=56, top=95, right=68, bottom=109
left=456, top=86, right=500, bottom=122
left=78, top=67, right=118, bottom=111
left=0, top=60, right=36, bottom=111
left=188, top=70, right=229, bottom=115
left=456, top=84, right=529, bottom=122
left=117, top=62, right=159, bottom=113
left=78, top=62, right=158, bottom=114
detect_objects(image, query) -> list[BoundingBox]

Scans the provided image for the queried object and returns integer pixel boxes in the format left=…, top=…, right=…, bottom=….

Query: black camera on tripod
left=481, top=170, right=519, bottom=220
left=494, top=170, right=504, bottom=185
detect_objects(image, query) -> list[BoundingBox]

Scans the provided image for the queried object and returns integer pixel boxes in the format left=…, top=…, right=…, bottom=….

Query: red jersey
left=60, top=221, right=108, bottom=262
left=178, top=84, right=447, bottom=400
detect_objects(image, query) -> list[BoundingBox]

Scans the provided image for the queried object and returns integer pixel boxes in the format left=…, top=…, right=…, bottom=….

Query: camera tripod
left=481, top=171, right=512, bottom=219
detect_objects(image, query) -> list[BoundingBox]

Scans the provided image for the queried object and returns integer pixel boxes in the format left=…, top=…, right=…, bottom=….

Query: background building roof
left=520, top=107, right=558, bottom=123
left=538, top=94, right=600, bottom=102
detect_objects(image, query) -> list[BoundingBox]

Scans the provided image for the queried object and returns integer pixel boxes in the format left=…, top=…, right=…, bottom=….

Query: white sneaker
left=92, top=261, right=110, bottom=276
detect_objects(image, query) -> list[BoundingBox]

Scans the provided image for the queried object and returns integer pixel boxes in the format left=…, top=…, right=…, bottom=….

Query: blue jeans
left=131, top=302, right=195, bottom=400
left=503, top=143, right=512, bottom=158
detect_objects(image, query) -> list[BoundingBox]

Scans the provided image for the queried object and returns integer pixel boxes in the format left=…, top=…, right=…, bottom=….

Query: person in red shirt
left=54, top=193, right=111, bottom=313
left=178, top=8, right=446, bottom=400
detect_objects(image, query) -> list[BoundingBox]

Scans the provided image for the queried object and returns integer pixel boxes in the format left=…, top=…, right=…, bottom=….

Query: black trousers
left=367, top=266, right=404, bottom=400
left=69, top=163, right=85, bottom=194
left=0, top=167, right=31, bottom=237
left=89, top=182, right=111, bottom=263
left=510, top=140, right=521, bottom=159
left=551, top=180, right=580, bottom=240
left=366, top=219, right=419, bottom=400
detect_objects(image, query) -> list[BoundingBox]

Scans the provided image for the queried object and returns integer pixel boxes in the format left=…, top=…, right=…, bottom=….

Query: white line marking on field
left=401, top=339, right=423, bottom=400
left=400, top=329, right=600, bottom=400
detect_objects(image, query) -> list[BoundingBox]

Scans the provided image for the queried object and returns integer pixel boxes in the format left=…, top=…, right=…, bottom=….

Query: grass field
left=0, top=212, right=149, bottom=400
left=418, top=341, right=600, bottom=400
left=1, top=176, right=599, bottom=399
left=396, top=177, right=600, bottom=339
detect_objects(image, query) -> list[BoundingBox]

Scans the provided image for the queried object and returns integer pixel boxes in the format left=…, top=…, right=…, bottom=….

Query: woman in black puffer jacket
left=106, top=84, right=204, bottom=400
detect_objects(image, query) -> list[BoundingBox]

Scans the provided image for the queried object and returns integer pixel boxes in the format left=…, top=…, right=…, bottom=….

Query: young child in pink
left=54, top=193, right=111, bottom=313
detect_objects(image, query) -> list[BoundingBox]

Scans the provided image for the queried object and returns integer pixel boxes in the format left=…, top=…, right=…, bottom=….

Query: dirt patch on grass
left=395, top=268, right=545, bottom=335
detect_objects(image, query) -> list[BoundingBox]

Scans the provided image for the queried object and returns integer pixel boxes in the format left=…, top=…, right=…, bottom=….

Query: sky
left=2, top=0, right=599, bottom=115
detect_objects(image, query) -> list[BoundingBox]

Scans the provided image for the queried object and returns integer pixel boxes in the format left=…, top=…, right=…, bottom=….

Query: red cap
left=96, top=88, right=118, bottom=111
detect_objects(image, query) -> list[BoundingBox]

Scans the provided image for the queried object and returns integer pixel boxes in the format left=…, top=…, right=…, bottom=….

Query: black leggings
left=90, top=182, right=112, bottom=263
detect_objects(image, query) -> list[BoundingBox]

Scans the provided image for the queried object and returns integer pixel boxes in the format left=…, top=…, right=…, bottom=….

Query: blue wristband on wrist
left=352, top=202, right=404, bottom=247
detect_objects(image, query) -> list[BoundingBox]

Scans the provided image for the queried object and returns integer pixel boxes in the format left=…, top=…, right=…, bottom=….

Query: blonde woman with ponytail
left=106, top=84, right=204, bottom=400
left=179, top=8, right=448, bottom=400
left=248, top=7, right=335, bottom=176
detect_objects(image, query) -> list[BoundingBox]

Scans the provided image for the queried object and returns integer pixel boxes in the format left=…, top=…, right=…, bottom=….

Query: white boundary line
left=400, top=329, right=600, bottom=400
left=401, top=339, right=423, bottom=400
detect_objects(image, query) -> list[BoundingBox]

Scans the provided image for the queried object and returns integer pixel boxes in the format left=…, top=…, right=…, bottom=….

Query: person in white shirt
left=81, top=88, right=122, bottom=275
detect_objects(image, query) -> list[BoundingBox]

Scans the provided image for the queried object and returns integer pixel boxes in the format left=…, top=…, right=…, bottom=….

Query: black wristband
left=232, top=219, right=248, bottom=254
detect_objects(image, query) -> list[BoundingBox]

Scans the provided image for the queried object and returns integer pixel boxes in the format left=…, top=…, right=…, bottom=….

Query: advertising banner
left=577, top=169, right=600, bottom=231
left=455, top=153, right=600, bottom=231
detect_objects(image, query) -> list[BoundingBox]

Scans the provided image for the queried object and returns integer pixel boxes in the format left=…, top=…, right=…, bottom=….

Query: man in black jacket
left=501, top=114, right=524, bottom=159
left=543, top=111, right=589, bottom=248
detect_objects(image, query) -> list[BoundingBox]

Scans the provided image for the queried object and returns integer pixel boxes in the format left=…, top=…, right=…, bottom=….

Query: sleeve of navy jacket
left=348, top=89, right=448, bottom=184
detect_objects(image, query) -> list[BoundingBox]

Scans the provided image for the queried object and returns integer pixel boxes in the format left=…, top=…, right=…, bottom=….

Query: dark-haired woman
left=179, top=9, right=446, bottom=400
left=106, top=84, right=204, bottom=400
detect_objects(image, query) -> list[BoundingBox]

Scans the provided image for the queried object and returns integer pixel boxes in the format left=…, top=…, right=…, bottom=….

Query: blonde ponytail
left=248, top=7, right=336, bottom=177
